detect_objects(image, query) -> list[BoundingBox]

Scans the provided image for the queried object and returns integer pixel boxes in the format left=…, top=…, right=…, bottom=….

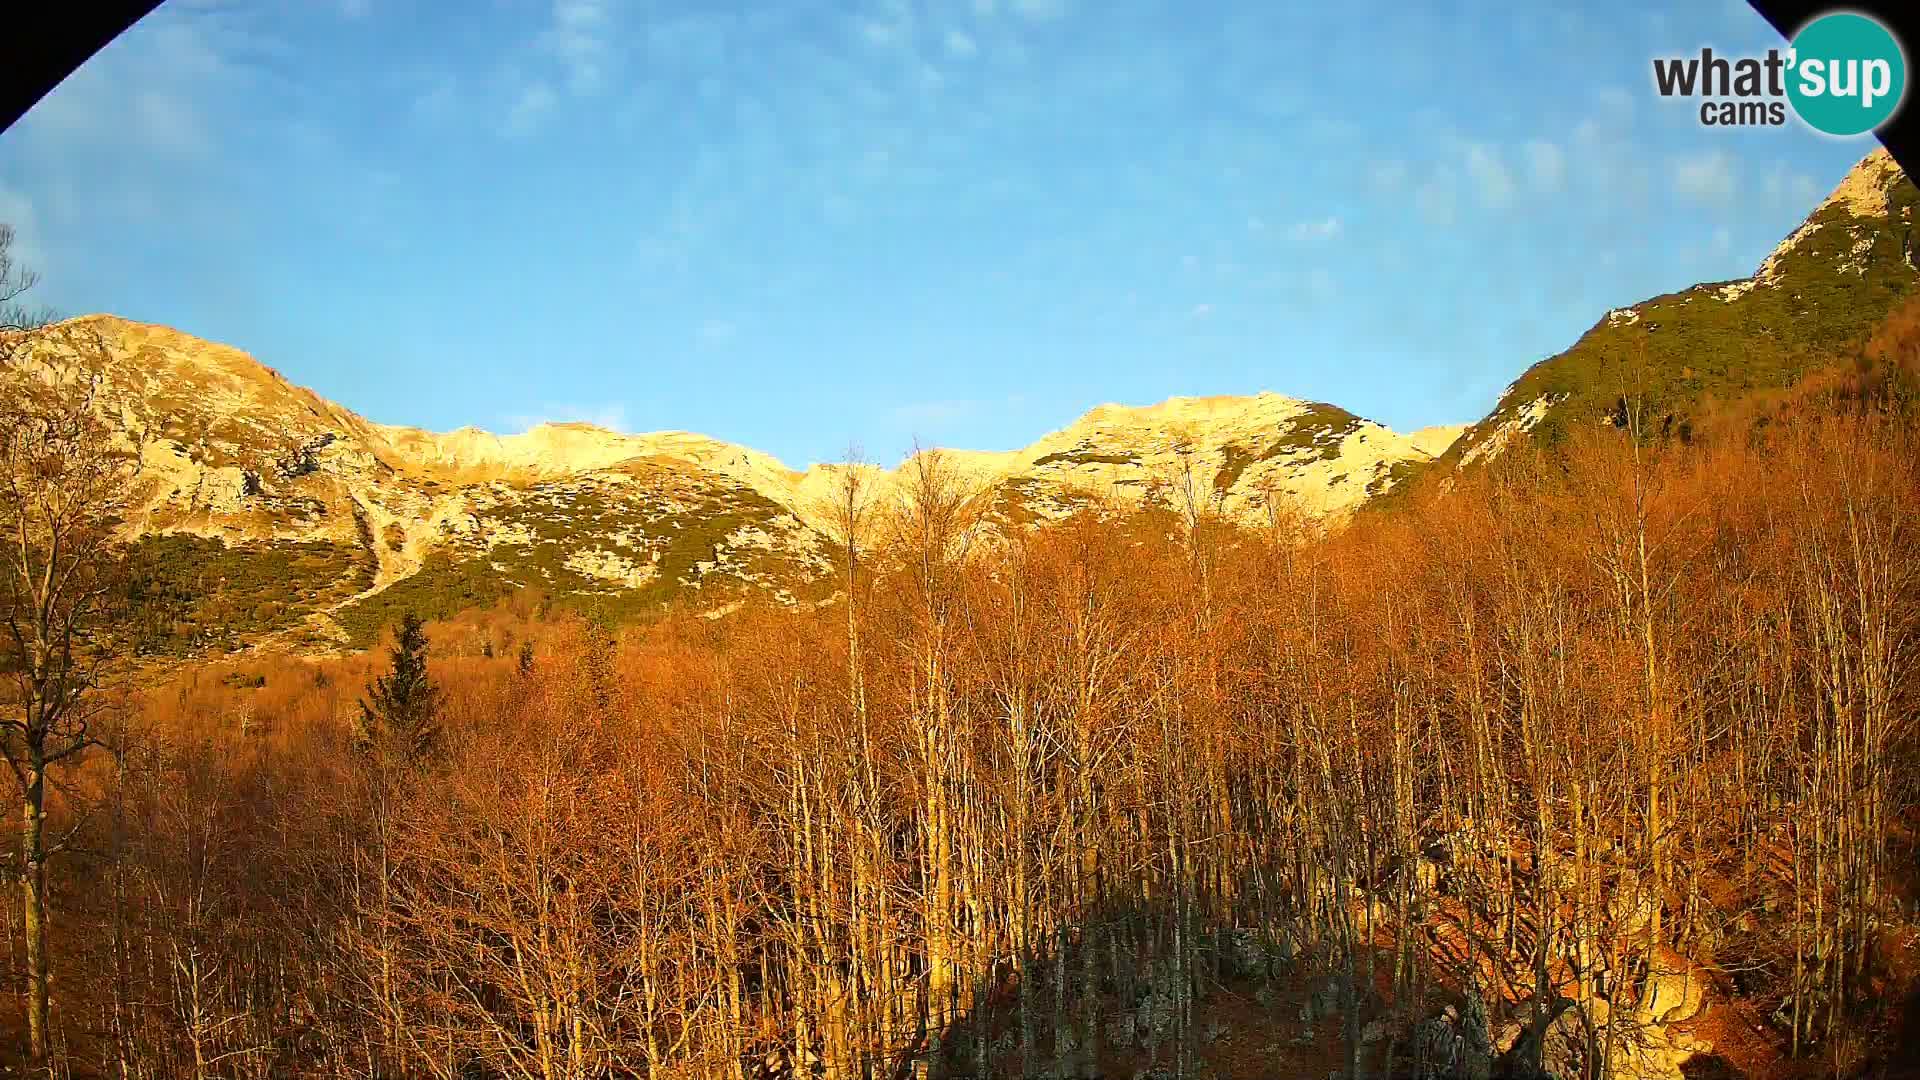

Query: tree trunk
left=110, top=748, right=133, bottom=1080
left=23, top=758, right=50, bottom=1072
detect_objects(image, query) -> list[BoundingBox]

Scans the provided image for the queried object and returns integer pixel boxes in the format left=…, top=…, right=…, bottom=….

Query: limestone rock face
left=1640, top=946, right=1709, bottom=1025
left=6, top=315, right=1458, bottom=650
left=1529, top=985, right=1713, bottom=1080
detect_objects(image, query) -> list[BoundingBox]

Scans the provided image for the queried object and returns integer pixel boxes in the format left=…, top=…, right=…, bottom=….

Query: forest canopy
left=8, top=295, right=1917, bottom=1079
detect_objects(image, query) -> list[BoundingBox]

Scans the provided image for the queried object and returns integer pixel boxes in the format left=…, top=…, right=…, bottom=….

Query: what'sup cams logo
left=1653, top=11, right=1907, bottom=135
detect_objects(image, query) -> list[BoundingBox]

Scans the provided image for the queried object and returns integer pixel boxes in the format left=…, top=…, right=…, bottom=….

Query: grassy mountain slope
left=1439, top=147, right=1917, bottom=471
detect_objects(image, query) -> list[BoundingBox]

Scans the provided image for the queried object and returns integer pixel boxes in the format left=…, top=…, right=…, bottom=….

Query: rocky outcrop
left=6, top=315, right=1462, bottom=648
left=1640, top=947, right=1709, bottom=1025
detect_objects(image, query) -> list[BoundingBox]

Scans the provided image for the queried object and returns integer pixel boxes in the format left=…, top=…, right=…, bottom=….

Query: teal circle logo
left=1787, top=12, right=1906, bottom=136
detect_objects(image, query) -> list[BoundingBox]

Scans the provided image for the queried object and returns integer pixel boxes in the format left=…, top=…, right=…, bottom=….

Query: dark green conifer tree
left=357, top=612, right=441, bottom=763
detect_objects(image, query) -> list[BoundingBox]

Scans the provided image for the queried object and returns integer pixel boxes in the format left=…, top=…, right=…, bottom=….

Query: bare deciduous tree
left=0, top=226, right=55, bottom=333
left=0, top=319, right=148, bottom=1069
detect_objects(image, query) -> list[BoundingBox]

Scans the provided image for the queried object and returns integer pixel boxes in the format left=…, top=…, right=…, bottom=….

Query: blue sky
left=0, top=0, right=1886, bottom=468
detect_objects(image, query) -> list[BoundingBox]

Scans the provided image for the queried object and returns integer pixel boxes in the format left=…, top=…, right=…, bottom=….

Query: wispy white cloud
left=858, top=0, right=917, bottom=50
left=132, top=89, right=214, bottom=157
left=862, top=17, right=905, bottom=47
left=0, top=1, right=318, bottom=262
left=1190, top=302, right=1214, bottom=319
left=1762, top=163, right=1821, bottom=208
left=1465, top=144, right=1515, bottom=207
left=16, top=11, right=244, bottom=161
left=1525, top=139, right=1565, bottom=190
left=1674, top=149, right=1736, bottom=203
left=1563, top=104, right=1652, bottom=207
left=497, top=0, right=622, bottom=135
left=1010, top=0, right=1069, bottom=20
left=1595, top=86, right=1635, bottom=116
left=0, top=187, right=45, bottom=278
left=1291, top=216, right=1342, bottom=240
left=1415, top=173, right=1457, bottom=226
left=945, top=29, right=978, bottom=57
left=411, top=74, right=458, bottom=122
left=1369, top=160, right=1409, bottom=191
left=542, top=0, right=617, bottom=94
left=503, top=81, right=558, bottom=137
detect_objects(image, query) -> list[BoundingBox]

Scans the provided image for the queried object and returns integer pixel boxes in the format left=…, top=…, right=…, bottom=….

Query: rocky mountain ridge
left=15, top=146, right=1912, bottom=654
left=6, top=315, right=1460, bottom=650
left=1443, top=146, right=1917, bottom=471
